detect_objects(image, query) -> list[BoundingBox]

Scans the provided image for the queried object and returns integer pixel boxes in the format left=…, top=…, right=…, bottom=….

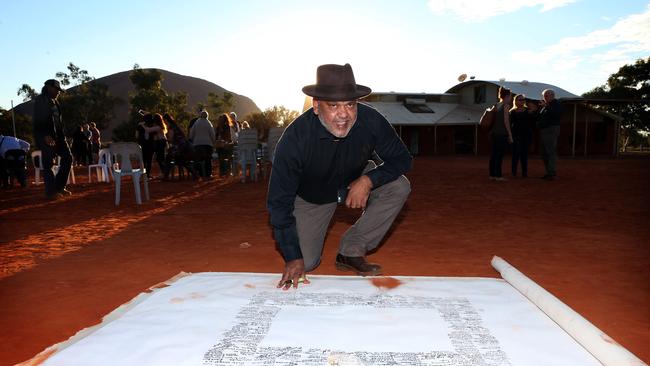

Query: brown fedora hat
left=302, top=63, right=371, bottom=101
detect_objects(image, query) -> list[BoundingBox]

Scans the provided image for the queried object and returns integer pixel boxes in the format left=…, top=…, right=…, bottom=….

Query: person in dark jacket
left=268, top=64, right=412, bottom=290
left=537, top=89, right=562, bottom=180
left=509, top=95, right=536, bottom=177
left=72, top=125, right=90, bottom=166
left=32, top=79, right=73, bottom=199
left=488, top=87, right=514, bottom=181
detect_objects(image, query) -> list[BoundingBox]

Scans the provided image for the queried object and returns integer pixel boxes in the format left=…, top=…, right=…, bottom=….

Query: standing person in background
left=215, top=113, right=235, bottom=176
left=509, top=94, right=534, bottom=178
left=188, top=116, right=199, bottom=141
left=229, top=111, right=241, bottom=144
left=72, top=125, right=89, bottom=166
left=82, top=123, right=93, bottom=164
left=162, top=113, right=196, bottom=180
left=151, top=113, right=168, bottom=178
left=138, top=113, right=156, bottom=178
left=537, top=89, right=562, bottom=180
left=189, top=110, right=216, bottom=179
left=89, top=122, right=101, bottom=163
left=139, top=113, right=168, bottom=179
left=488, top=86, right=514, bottom=181
left=32, top=79, right=73, bottom=199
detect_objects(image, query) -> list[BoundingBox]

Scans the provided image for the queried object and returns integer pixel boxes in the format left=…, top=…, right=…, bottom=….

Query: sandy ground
left=0, top=156, right=648, bottom=365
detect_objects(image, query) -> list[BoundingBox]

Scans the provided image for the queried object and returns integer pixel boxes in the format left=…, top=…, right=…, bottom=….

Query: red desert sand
left=0, top=156, right=648, bottom=364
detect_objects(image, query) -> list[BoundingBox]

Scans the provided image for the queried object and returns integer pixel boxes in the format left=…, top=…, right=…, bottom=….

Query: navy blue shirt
left=267, top=103, right=412, bottom=262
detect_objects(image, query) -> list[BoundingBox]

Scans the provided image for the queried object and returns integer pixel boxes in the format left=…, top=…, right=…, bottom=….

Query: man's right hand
left=44, top=136, right=55, bottom=147
left=277, top=259, right=310, bottom=290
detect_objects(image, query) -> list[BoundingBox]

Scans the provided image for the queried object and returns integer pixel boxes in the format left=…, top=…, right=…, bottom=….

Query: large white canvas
left=38, top=273, right=602, bottom=366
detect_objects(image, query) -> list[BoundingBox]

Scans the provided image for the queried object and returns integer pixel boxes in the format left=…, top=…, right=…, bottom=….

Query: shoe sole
left=335, top=262, right=383, bottom=276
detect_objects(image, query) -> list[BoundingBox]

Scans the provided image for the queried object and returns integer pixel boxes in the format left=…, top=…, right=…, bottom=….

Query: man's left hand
left=346, top=175, right=373, bottom=209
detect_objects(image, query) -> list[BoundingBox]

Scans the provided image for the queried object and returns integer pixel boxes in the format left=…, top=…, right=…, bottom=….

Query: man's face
left=543, top=91, right=554, bottom=104
left=313, top=100, right=358, bottom=138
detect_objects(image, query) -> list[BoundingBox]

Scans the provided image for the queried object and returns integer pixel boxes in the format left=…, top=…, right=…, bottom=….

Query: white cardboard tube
left=491, top=256, right=646, bottom=366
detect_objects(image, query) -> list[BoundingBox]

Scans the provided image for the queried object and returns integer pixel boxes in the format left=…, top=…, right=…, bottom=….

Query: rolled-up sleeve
left=267, top=131, right=304, bottom=262
left=365, top=117, right=412, bottom=188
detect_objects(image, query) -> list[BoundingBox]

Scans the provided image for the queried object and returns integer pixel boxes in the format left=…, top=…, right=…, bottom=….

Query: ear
left=312, top=99, right=320, bottom=115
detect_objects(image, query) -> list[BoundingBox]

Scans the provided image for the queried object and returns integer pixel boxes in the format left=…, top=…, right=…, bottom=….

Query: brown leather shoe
left=335, top=254, right=383, bottom=276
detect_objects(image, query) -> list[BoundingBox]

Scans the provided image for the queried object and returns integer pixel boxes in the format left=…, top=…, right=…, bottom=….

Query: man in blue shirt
left=268, top=64, right=412, bottom=290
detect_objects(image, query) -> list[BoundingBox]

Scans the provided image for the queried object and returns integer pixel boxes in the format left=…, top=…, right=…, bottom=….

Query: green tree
left=55, top=63, right=121, bottom=134
left=17, top=84, right=37, bottom=102
left=245, top=105, right=299, bottom=141
left=13, top=62, right=120, bottom=140
left=583, top=57, right=650, bottom=151
left=201, top=91, right=235, bottom=119
left=113, top=65, right=190, bottom=141
left=0, top=106, right=33, bottom=144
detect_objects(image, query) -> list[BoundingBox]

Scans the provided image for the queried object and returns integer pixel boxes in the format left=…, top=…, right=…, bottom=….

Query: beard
left=318, top=115, right=356, bottom=139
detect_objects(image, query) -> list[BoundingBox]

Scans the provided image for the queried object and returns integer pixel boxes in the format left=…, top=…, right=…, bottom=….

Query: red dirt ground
left=1, top=156, right=648, bottom=365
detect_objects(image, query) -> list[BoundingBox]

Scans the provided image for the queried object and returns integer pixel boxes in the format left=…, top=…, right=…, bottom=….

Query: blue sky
left=1, top=0, right=649, bottom=113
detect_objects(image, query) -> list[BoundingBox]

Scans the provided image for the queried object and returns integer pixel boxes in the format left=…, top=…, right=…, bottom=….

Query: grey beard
left=317, top=114, right=356, bottom=138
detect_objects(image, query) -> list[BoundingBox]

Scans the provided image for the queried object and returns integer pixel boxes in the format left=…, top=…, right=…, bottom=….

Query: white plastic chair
left=53, top=156, right=76, bottom=184
left=109, top=142, right=149, bottom=205
left=31, top=150, right=75, bottom=185
left=235, top=129, right=259, bottom=183
left=262, top=126, right=285, bottom=179
left=88, top=148, right=113, bottom=183
left=31, top=150, right=44, bottom=185
left=266, top=126, right=285, bottom=163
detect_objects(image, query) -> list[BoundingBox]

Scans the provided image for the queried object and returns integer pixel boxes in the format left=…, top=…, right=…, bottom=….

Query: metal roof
left=446, top=80, right=583, bottom=100
left=366, top=102, right=482, bottom=126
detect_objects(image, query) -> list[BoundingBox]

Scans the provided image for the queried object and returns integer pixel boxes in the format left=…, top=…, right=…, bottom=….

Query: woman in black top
left=509, top=94, right=535, bottom=177
left=72, top=125, right=90, bottom=166
left=488, top=87, right=514, bottom=180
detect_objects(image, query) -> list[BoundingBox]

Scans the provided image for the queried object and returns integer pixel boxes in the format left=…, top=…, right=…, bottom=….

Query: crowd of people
left=8, top=65, right=567, bottom=289
left=136, top=109, right=252, bottom=181
left=487, top=86, right=561, bottom=181
left=20, top=73, right=561, bottom=205
left=71, top=122, right=100, bottom=166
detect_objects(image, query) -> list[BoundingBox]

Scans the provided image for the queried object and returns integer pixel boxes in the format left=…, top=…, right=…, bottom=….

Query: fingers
left=277, top=275, right=309, bottom=290
left=346, top=195, right=367, bottom=209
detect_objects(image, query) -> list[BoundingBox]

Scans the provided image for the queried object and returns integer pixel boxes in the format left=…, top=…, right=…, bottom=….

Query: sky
left=1, top=0, right=649, bottom=114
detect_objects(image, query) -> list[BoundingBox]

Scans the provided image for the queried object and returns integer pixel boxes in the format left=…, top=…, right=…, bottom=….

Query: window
left=403, top=98, right=434, bottom=113
left=474, top=85, right=486, bottom=104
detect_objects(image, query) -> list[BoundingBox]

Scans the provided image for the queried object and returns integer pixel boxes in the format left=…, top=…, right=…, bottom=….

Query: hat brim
left=302, top=84, right=371, bottom=101
left=46, top=84, right=66, bottom=93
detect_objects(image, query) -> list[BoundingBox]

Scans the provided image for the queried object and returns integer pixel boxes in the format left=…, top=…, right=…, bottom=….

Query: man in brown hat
left=33, top=79, right=73, bottom=199
left=268, top=64, right=412, bottom=290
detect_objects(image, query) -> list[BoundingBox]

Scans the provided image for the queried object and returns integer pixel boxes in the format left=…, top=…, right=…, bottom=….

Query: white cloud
left=511, top=4, right=650, bottom=74
left=427, top=0, right=575, bottom=22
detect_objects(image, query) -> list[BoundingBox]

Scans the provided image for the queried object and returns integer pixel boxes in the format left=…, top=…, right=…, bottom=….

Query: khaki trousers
left=294, top=167, right=411, bottom=271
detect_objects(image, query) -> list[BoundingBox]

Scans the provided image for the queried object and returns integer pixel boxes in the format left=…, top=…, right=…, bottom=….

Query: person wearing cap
left=33, top=79, right=73, bottom=199
left=268, top=64, right=412, bottom=290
